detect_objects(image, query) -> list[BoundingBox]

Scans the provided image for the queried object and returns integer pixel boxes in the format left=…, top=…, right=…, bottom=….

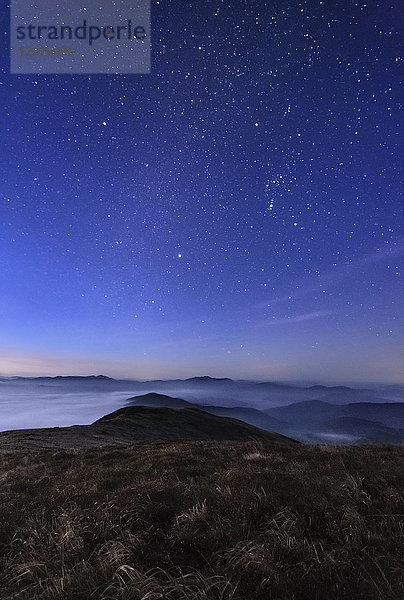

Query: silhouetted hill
left=308, top=385, right=353, bottom=392
left=265, top=400, right=338, bottom=426
left=340, top=402, right=404, bottom=428
left=266, top=400, right=403, bottom=428
left=309, top=388, right=386, bottom=404
left=0, top=407, right=296, bottom=452
left=121, top=394, right=404, bottom=445
left=185, top=376, right=233, bottom=383
left=126, top=392, right=194, bottom=409
left=198, top=405, right=287, bottom=431
left=22, top=375, right=115, bottom=382
left=95, top=407, right=295, bottom=444
left=125, top=393, right=286, bottom=431
left=264, top=400, right=404, bottom=444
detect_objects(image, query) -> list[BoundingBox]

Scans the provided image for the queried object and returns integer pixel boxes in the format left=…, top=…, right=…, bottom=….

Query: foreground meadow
left=0, top=441, right=402, bottom=599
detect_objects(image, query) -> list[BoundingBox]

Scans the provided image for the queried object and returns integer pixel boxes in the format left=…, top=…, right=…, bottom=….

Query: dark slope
left=264, top=400, right=404, bottom=444
left=266, top=400, right=404, bottom=429
left=0, top=407, right=297, bottom=452
left=95, top=406, right=296, bottom=443
left=339, top=402, right=404, bottom=428
left=198, top=405, right=287, bottom=431
left=123, top=394, right=403, bottom=444
left=265, top=400, right=338, bottom=426
left=125, top=393, right=285, bottom=431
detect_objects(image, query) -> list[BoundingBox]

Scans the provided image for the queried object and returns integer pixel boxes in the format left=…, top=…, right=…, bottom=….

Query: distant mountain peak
left=126, top=392, right=193, bottom=409
left=50, top=374, right=114, bottom=381
left=308, top=385, right=351, bottom=391
left=185, top=376, right=233, bottom=382
left=131, top=392, right=176, bottom=399
left=291, top=399, right=332, bottom=407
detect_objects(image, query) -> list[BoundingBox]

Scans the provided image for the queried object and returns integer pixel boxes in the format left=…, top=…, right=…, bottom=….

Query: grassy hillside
left=0, top=441, right=402, bottom=599
left=0, top=406, right=294, bottom=451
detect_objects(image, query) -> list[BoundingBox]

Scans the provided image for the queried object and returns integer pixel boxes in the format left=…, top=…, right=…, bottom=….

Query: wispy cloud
left=264, top=310, right=334, bottom=327
left=257, top=239, right=404, bottom=310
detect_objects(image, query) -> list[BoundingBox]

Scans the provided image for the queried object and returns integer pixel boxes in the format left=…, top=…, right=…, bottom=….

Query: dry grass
left=0, top=440, right=403, bottom=599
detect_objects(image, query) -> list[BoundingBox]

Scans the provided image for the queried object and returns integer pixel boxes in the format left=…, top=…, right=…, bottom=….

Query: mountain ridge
left=0, top=406, right=297, bottom=452
left=123, top=393, right=404, bottom=445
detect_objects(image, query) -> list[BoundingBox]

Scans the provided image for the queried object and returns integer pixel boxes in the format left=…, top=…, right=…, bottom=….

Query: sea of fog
left=0, top=378, right=272, bottom=431
left=0, top=382, right=136, bottom=431
left=1, top=378, right=402, bottom=433
left=0, top=379, right=255, bottom=431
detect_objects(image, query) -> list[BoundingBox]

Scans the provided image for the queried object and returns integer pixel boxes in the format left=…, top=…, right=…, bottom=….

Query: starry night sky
left=0, top=1, right=403, bottom=382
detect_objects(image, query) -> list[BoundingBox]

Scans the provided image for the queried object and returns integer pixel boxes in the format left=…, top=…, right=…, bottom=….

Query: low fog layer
left=0, top=377, right=403, bottom=444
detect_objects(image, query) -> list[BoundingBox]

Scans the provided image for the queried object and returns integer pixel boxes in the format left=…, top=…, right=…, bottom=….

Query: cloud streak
left=257, top=239, right=404, bottom=310
left=264, top=310, right=334, bottom=327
